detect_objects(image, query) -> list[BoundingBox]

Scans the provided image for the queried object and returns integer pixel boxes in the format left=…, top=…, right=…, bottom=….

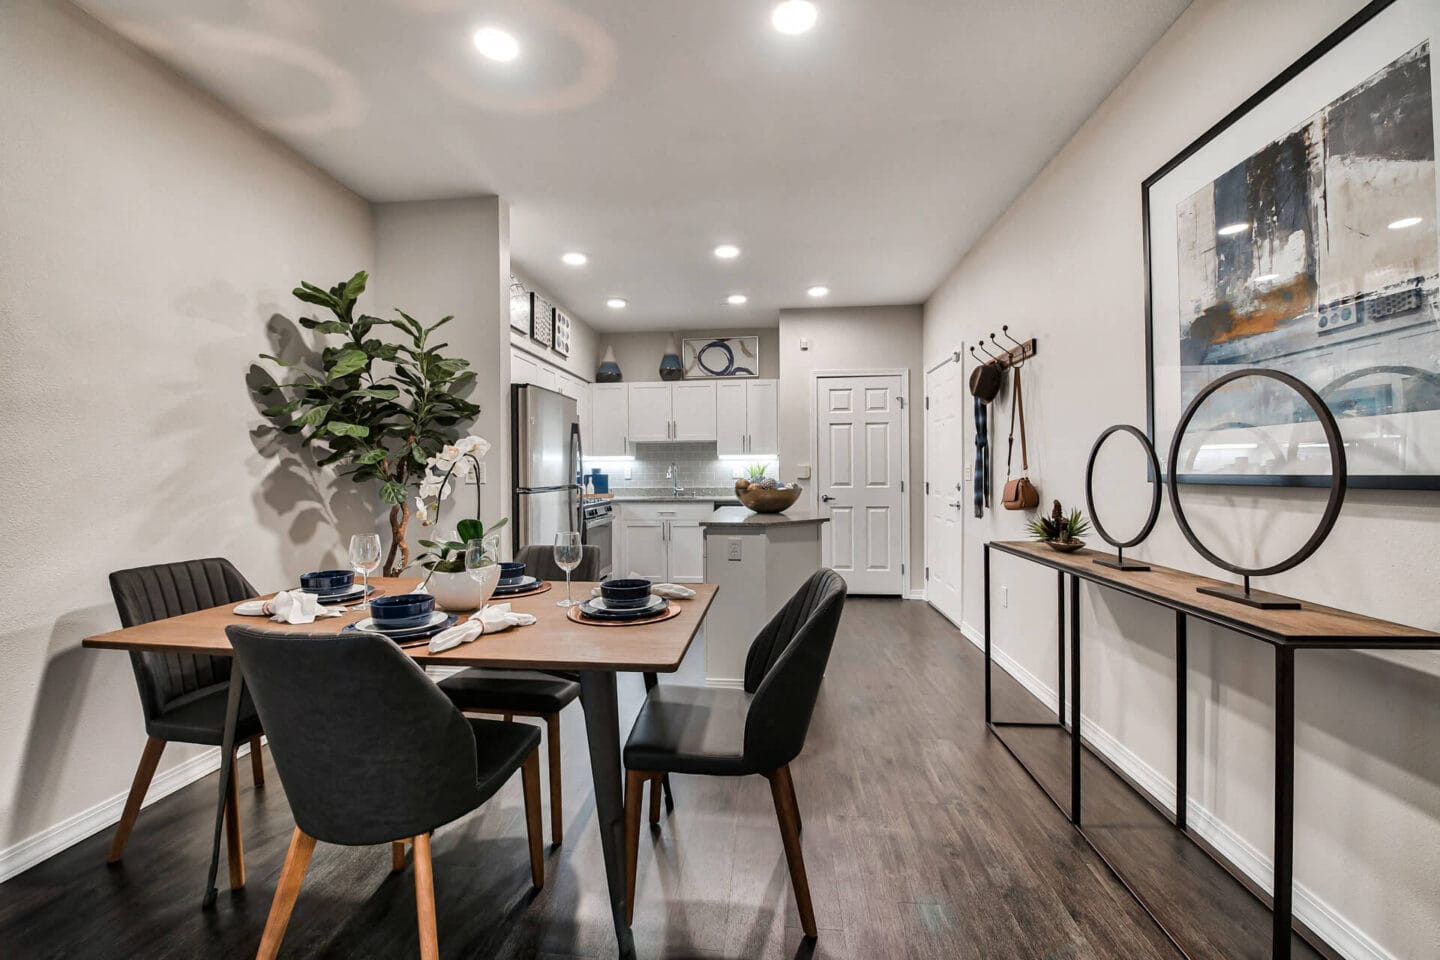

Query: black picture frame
left=530, top=293, right=553, bottom=349
left=1142, top=0, right=1440, bottom=490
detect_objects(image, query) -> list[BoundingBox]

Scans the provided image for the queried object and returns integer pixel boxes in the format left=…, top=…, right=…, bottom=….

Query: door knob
left=947, top=500, right=963, bottom=508
left=820, top=495, right=836, bottom=503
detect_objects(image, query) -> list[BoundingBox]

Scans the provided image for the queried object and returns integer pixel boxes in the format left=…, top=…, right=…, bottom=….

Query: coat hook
left=974, top=341, right=1000, bottom=361
left=1001, top=325, right=1024, bottom=349
left=995, top=330, right=1025, bottom=369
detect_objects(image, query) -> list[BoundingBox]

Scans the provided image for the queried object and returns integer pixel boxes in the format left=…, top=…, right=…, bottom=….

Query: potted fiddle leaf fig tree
left=256, top=271, right=480, bottom=576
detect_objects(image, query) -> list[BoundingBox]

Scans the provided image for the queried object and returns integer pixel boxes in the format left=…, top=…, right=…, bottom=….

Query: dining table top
left=82, top=578, right=718, bottom=673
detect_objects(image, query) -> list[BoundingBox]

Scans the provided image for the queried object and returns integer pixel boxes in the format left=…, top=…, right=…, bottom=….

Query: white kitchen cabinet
left=666, top=520, right=706, bottom=582
left=670, top=381, right=717, bottom=441
left=589, top=384, right=629, bottom=456
left=627, top=382, right=673, bottom=441
left=534, top=364, right=559, bottom=391
left=510, top=347, right=540, bottom=385
left=614, top=502, right=714, bottom=582
left=715, top=379, right=777, bottom=456
left=618, top=520, right=667, bottom=581
left=554, top=372, right=583, bottom=400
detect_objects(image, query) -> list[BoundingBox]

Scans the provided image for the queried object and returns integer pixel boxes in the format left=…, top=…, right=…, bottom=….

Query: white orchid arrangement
left=413, top=435, right=509, bottom=577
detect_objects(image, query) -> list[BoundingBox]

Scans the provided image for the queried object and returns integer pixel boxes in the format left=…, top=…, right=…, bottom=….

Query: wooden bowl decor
left=735, top=478, right=803, bottom=514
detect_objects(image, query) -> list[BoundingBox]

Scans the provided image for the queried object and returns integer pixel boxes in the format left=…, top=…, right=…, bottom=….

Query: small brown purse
left=1002, top=366, right=1039, bottom=511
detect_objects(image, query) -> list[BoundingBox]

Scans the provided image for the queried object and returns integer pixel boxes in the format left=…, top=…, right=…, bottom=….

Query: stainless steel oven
left=581, top=499, right=614, bottom=579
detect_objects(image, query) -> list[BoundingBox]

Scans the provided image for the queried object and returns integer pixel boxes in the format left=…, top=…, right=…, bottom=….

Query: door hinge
left=901, top=563, right=906, bottom=575
left=925, top=481, right=930, bottom=494
left=897, top=396, right=906, bottom=410
left=925, top=566, right=930, bottom=580
left=925, top=396, right=930, bottom=410
left=900, top=480, right=905, bottom=493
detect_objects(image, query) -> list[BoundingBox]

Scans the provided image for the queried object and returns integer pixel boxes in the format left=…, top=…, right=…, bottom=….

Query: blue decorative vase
left=659, top=334, right=684, bottom=381
left=596, top=345, right=623, bottom=383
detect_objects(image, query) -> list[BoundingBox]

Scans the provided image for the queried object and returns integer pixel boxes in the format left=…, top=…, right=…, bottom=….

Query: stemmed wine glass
left=349, top=534, right=382, bottom=608
left=554, top=531, right=582, bottom=607
left=465, top=539, right=493, bottom=599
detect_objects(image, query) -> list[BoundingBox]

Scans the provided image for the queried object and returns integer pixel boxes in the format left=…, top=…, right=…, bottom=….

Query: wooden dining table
left=82, top=577, right=718, bottom=960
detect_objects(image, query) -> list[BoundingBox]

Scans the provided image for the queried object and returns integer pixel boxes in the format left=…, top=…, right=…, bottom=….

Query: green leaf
left=456, top=518, right=484, bottom=542
left=296, top=404, right=332, bottom=427
left=259, top=352, right=296, bottom=368
left=411, top=445, right=429, bottom=465
left=260, top=399, right=301, bottom=417
left=356, top=448, right=388, bottom=465
left=488, top=517, right=509, bottom=533
left=379, top=480, right=406, bottom=505
left=352, top=386, right=400, bottom=400
left=326, top=421, right=369, bottom=438
left=326, top=347, right=368, bottom=380
left=344, top=271, right=369, bottom=300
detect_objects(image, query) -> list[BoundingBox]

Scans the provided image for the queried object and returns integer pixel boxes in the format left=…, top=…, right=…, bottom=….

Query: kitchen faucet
left=666, top=462, right=683, bottom=497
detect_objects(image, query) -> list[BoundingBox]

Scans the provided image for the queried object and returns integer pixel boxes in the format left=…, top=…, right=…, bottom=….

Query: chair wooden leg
left=391, top=840, right=407, bottom=872
left=648, top=774, right=663, bottom=828
left=623, top=768, right=646, bottom=924
left=412, top=832, right=439, bottom=960
left=249, top=736, right=265, bottom=788
left=786, top=768, right=802, bottom=834
left=520, top=748, right=545, bottom=890
left=107, top=736, right=165, bottom=863
left=225, top=755, right=245, bottom=889
left=503, top=712, right=513, bottom=722
left=768, top=765, right=816, bottom=938
left=545, top=712, right=563, bottom=847
left=256, top=828, right=316, bottom=960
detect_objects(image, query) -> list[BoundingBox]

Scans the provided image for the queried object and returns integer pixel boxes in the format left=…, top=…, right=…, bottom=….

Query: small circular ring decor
left=1165, top=368, right=1347, bottom=579
left=1085, top=424, right=1162, bottom=551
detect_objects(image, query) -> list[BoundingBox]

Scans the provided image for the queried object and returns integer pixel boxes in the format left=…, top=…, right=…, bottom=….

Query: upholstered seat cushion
left=439, top=669, right=580, bottom=714
left=147, top=683, right=263, bottom=746
left=471, top=718, right=543, bottom=805
left=623, top=685, right=756, bottom=777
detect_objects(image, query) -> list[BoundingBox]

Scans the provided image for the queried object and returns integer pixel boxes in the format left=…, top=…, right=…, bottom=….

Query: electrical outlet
left=964, top=464, right=973, bottom=481
left=1000, top=586, right=1009, bottom=608
left=466, top=462, right=485, bottom=484
left=624, top=465, right=632, bottom=480
left=727, top=539, right=743, bottom=561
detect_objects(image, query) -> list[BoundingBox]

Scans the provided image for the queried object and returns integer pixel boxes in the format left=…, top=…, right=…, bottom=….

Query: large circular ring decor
left=1165, top=368, right=1347, bottom=610
left=1084, top=424, right=1162, bottom=572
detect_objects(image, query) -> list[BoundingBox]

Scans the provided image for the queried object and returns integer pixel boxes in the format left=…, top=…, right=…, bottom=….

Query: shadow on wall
left=245, top=313, right=379, bottom=572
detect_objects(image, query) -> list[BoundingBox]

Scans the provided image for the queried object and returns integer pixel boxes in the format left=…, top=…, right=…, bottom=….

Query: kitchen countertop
left=700, top=506, right=830, bottom=529
left=610, top=494, right=742, bottom=504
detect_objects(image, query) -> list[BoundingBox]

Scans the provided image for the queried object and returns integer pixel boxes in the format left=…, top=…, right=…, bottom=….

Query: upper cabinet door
left=627, top=382, right=673, bottom=441
left=746, top=379, right=779, bottom=455
left=589, top=384, right=628, bottom=456
left=671, top=381, right=716, bottom=441
left=510, top=348, right=540, bottom=386
left=715, top=380, right=747, bottom=456
left=554, top=373, right=582, bottom=400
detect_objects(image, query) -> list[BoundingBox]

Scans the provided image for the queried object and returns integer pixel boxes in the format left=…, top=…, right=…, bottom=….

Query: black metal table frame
left=203, top=663, right=674, bottom=959
left=982, top=541, right=1440, bottom=960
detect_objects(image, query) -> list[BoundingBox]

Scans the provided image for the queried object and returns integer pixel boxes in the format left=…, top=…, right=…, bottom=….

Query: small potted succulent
left=1027, top=500, right=1091, bottom=553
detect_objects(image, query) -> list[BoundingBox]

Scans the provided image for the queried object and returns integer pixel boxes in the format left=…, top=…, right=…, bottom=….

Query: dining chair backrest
left=225, top=625, right=482, bottom=846
left=741, top=568, right=847, bottom=771
left=516, top=543, right=603, bottom=581
left=109, top=558, right=257, bottom=720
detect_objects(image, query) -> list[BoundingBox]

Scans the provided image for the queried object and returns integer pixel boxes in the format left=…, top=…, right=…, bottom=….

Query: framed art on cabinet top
left=530, top=293, right=553, bottom=348
left=509, top=277, right=530, bottom=333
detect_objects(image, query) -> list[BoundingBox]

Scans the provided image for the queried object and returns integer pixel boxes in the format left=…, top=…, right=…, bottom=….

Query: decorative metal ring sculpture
left=1165, top=368, right=1347, bottom=608
left=1085, top=424, right=1161, bottom=571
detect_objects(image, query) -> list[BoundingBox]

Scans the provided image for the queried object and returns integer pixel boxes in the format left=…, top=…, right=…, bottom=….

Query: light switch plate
left=964, top=464, right=973, bottom=481
left=796, top=463, right=811, bottom=480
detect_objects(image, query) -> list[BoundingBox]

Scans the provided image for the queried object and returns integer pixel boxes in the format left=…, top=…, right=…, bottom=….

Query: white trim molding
left=705, top=677, right=746, bottom=690
left=958, top=623, right=1397, bottom=960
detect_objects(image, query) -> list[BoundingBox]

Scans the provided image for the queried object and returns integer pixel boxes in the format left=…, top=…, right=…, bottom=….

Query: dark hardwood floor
left=3, top=598, right=1294, bottom=959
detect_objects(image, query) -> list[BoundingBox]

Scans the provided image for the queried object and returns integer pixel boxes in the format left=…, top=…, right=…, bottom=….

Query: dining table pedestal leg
left=203, top=663, right=246, bottom=909
left=579, top=671, right=638, bottom=959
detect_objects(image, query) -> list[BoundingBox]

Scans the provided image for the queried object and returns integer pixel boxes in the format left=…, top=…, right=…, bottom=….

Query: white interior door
left=925, top=359, right=965, bottom=626
left=816, top=374, right=906, bottom=595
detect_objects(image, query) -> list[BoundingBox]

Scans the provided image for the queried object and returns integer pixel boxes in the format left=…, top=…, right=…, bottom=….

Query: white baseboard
left=705, top=677, right=745, bottom=689
left=959, top=623, right=1395, bottom=960
left=0, top=740, right=255, bottom=885
left=906, top=589, right=927, bottom=601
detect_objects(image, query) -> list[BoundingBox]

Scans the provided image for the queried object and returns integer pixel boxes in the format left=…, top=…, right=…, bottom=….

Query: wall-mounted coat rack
left=968, top=325, right=1038, bottom=369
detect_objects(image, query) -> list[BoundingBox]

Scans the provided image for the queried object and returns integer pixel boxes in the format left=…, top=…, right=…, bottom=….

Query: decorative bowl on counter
left=734, top=479, right=803, bottom=514
left=1045, top=539, right=1086, bottom=553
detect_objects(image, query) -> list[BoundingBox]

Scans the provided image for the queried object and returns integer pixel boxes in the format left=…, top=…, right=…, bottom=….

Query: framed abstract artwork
left=682, top=336, right=759, bottom=378
left=509, top=277, right=530, bottom=333
left=530, top=293, right=553, bottom=348
left=552, top=310, right=571, bottom=358
left=1146, top=0, right=1440, bottom=488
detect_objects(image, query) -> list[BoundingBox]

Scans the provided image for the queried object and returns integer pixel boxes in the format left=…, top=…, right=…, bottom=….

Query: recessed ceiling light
left=1253, top=273, right=1279, bottom=283
left=473, top=27, right=519, bottom=62
left=714, top=244, right=741, bottom=259
left=726, top=294, right=749, bottom=305
left=807, top=285, right=830, bottom=298
left=1217, top=222, right=1249, bottom=236
left=561, top=252, right=588, bottom=266
left=606, top=297, right=627, bottom=309
left=1389, top=216, right=1423, bottom=230
left=772, top=0, right=818, bottom=35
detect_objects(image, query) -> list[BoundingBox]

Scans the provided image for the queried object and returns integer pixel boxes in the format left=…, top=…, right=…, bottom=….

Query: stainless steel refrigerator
left=512, top=384, right=582, bottom=550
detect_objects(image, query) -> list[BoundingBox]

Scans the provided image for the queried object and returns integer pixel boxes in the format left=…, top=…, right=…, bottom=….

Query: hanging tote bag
left=1001, top=366, right=1039, bottom=511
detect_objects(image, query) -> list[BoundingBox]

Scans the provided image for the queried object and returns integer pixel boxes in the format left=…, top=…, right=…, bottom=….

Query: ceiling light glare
left=473, top=27, right=519, bottom=62
left=772, top=1, right=818, bottom=35
left=726, top=294, right=749, bottom=305
left=1217, top=222, right=1250, bottom=236
left=714, top=244, right=741, bottom=259
left=1389, top=216, right=1423, bottom=230
left=606, top=297, right=627, bottom=309
left=807, top=285, right=829, bottom=298
left=562, top=252, right=588, bottom=266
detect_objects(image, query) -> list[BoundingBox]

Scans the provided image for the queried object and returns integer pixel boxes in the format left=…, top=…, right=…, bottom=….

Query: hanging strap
left=1006, top=366, right=1029, bottom=477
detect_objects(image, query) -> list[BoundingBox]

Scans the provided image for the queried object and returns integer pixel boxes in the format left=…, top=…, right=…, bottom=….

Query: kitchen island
left=700, top=506, right=829, bottom=686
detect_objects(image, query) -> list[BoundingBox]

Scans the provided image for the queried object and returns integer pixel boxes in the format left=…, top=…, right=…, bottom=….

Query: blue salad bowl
left=299, top=569, right=355, bottom=596
left=368, top=593, right=436, bottom=630
left=498, top=561, right=527, bottom=585
left=600, top=578, right=652, bottom=609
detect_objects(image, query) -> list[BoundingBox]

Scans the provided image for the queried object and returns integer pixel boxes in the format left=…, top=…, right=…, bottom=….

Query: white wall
left=924, top=1, right=1440, bottom=957
left=0, top=0, right=375, bottom=865
left=510, top=269, right=598, bottom=383
left=597, top=327, right=780, bottom=381
left=779, top=306, right=926, bottom=593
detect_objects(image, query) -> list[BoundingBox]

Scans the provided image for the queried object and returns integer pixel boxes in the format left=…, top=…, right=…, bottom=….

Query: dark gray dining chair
left=433, top=541, right=601, bottom=845
left=226, top=625, right=544, bottom=960
left=107, top=558, right=266, bottom=882
left=622, top=568, right=847, bottom=939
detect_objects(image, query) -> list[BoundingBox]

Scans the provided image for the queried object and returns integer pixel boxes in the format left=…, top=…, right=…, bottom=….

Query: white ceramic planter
left=425, top=565, right=500, bottom=612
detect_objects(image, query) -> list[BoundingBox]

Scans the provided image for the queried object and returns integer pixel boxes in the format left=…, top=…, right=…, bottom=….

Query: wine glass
left=554, top=531, right=583, bottom=607
left=349, top=533, right=382, bottom=608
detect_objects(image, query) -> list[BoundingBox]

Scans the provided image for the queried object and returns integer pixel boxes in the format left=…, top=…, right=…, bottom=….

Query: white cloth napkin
left=427, top=603, right=537, bottom=654
left=590, top=582, right=696, bottom=600
left=232, top=589, right=341, bottom=623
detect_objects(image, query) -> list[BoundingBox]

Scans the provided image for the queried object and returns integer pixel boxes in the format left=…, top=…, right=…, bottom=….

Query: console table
left=983, top=539, right=1440, bottom=960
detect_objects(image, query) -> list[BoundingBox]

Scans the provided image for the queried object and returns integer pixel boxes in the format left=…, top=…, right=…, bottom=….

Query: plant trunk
left=385, top=501, right=411, bottom=577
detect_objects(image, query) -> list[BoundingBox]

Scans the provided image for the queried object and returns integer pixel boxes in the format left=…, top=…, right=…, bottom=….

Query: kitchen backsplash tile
left=584, top=442, right=777, bottom=493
